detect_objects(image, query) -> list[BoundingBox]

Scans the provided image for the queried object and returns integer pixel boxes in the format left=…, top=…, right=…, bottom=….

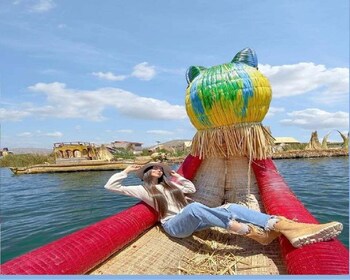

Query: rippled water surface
left=274, top=157, right=349, bottom=245
left=1, top=157, right=348, bottom=264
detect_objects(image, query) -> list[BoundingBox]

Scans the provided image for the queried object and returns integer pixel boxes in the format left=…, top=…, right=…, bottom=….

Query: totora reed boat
left=9, top=142, right=131, bottom=175
left=1, top=48, right=348, bottom=275
left=9, top=160, right=132, bottom=175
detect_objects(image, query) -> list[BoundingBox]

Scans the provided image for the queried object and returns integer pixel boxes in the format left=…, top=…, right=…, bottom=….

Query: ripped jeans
left=162, top=202, right=277, bottom=238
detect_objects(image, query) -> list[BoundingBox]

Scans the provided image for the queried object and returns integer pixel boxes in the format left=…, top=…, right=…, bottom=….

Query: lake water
left=1, top=157, right=348, bottom=264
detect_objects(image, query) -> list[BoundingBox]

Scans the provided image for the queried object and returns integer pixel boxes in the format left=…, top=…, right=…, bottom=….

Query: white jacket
left=104, top=171, right=196, bottom=223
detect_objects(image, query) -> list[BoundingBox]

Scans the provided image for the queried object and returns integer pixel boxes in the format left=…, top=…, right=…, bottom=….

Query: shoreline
left=271, top=149, right=349, bottom=160
left=5, top=149, right=348, bottom=174
left=166, top=149, right=349, bottom=163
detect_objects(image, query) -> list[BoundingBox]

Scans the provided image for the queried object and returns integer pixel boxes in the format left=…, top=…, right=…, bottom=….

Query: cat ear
left=186, top=66, right=207, bottom=83
left=231, top=48, right=258, bottom=69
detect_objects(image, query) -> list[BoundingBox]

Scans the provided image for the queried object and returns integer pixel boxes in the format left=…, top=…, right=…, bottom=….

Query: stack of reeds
left=177, top=228, right=273, bottom=275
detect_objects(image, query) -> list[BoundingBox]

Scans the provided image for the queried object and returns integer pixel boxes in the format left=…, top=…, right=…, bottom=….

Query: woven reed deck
left=89, top=157, right=287, bottom=275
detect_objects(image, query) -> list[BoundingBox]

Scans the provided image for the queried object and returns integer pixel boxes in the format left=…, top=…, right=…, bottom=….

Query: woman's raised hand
left=124, top=164, right=142, bottom=174
left=170, top=170, right=181, bottom=177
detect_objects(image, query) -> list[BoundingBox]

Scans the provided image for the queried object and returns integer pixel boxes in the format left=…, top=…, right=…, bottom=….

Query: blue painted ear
left=231, top=48, right=258, bottom=68
left=186, top=66, right=207, bottom=83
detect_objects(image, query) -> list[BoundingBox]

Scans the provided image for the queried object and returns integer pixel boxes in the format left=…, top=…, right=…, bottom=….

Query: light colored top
left=104, top=171, right=196, bottom=223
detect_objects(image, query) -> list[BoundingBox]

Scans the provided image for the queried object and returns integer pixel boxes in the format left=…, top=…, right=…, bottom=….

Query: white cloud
left=157, top=66, right=186, bottom=76
left=92, top=62, right=157, bottom=82
left=280, top=108, right=349, bottom=130
left=0, top=82, right=186, bottom=122
left=0, top=108, right=31, bottom=121
left=116, top=129, right=133, bottom=133
left=92, top=71, right=127, bottom=81
left=131, top=62, right=156, bottom=81
left=146, top=130, right=174, bottom=135
left=259, top=63, right=349, bottom=103
left=45, top=131, right=63, bottom=137
left=16, top=130, right=63, bottom=142
left=41, top=68, right=63, bottom=75
left=266, top=106, right=285, bottom=117
left=17, top=132, right=33, bottom=137
left=116, top=129, right=134, bottom=133
left=16, top=130, right=62, bottom=139
left=30, top=0, right=56, bottom=13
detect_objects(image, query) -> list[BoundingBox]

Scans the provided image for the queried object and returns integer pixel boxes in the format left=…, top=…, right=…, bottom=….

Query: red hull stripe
left=252, top=159, right=349, bottom=275
left=1, top=202, right=158, bottom=274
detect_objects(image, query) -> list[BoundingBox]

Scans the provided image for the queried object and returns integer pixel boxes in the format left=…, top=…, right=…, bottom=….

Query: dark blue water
left=1, top=157, right=348, bottom=264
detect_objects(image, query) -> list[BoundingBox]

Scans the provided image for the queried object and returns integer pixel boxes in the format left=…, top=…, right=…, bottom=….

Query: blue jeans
left=162, top=202, right=273, bottom=238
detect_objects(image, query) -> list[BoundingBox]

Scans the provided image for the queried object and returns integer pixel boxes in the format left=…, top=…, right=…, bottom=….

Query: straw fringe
left=191, top=122, right=274, bottom=160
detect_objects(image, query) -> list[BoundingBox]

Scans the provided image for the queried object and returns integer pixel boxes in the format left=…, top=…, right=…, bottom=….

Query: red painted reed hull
left=1, top=202, right=158, bottom=274
left=1, top=155, right=348, bottom=275
left=252, top=159, right=349, bottom=275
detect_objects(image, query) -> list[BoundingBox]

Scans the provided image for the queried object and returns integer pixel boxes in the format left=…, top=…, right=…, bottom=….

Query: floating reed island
left=272, top=149, right=349, bottom=160
left=166, top=148, right=349, bottom=164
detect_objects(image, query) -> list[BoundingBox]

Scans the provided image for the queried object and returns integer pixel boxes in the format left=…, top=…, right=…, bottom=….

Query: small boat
left=9, top=160, right=132, bottom=174
left=9, top=142, right=133, bottom=174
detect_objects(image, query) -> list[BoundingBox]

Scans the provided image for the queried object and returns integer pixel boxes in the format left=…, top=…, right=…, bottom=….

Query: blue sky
left=0, top=0, right=349, bottom=149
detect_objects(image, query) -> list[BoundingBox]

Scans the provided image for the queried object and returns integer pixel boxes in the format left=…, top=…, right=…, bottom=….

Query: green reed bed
left=0, top=154, right=55, bottom=168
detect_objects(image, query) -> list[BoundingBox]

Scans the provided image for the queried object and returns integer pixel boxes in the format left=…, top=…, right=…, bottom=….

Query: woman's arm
left=169, top=171, right=196, bottom=193
left=104, top=165, right=146, bottom=198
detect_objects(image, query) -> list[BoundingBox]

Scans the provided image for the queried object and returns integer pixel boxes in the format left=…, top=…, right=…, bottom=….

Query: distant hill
left=147, top=139, right=192, bottom=151
left=10, top=148, right=52, bottom=155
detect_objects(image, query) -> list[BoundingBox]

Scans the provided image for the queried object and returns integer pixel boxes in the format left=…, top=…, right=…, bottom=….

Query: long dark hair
left=142, top=169, right=188, bottom=219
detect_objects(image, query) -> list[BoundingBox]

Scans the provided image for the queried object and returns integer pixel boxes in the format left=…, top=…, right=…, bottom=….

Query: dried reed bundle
left=178, top=251, right=245, bottom=275
left=190, top=122, right=274, bottom=159
left=177, top=228, right=269, bottom=275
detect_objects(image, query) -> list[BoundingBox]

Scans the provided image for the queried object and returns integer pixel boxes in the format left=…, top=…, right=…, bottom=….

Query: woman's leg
left=222, top=203, right=277, bottom=230
left=162, top=202, right=248, bottom=238
left=221, top=203, right=281, bottom=245
left=163, top=202, right=343, bottom=247
left=272, top=217, right=343, bottom=248
left=162, top=202, right=280, bottom=245
left=223, top=204, right=343, bottom=247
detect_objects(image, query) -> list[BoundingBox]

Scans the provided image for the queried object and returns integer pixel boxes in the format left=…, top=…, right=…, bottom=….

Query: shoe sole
left=290, top=222, right=343, bottom=248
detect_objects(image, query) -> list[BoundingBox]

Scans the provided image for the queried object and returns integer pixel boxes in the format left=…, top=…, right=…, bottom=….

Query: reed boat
left=1, top=48, right=348, bottom=275
left=10, top=141, right=131, bottom=175
left=1, top=155, right=348, bottom=275
left=9, top=160, right=131, bottom=175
